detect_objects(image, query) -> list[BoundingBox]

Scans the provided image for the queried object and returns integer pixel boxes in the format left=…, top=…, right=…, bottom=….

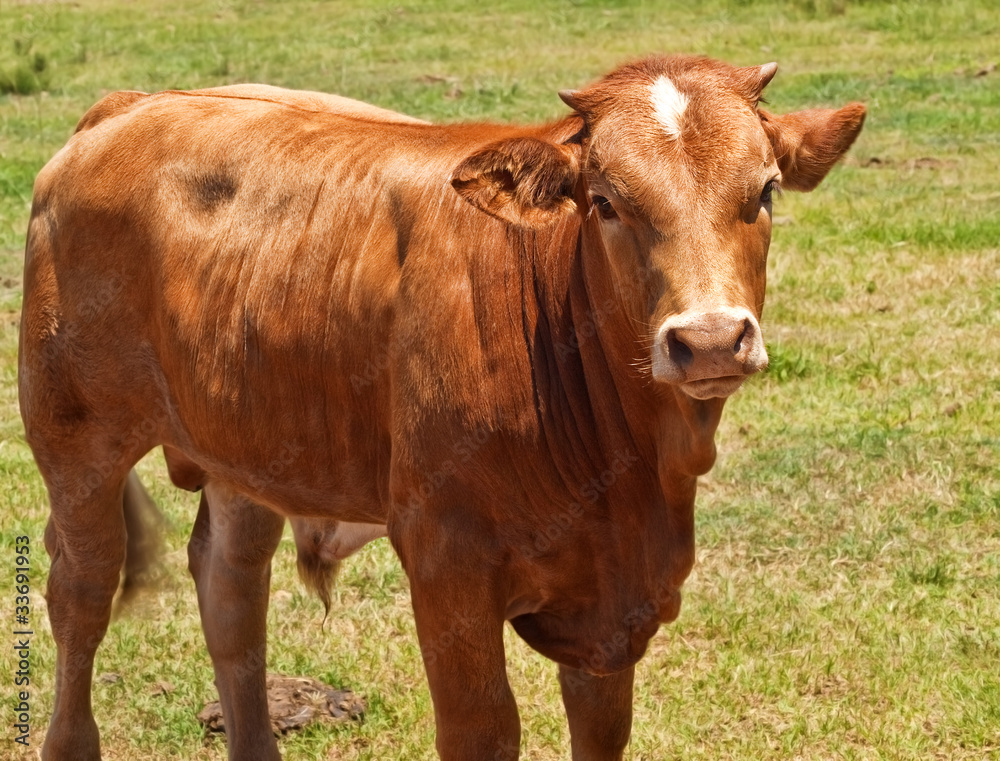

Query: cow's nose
left=652, top=308, right=768, bottom=398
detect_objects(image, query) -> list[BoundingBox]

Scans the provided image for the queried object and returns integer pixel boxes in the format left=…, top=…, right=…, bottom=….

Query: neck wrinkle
left=517, top=218, right=607, bottom=500
left=523, top=214, right=661, bottom=501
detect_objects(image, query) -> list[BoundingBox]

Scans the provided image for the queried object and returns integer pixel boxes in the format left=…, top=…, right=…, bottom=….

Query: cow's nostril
left=733, top=319, right=750, bottom=355
left=666, top=329, right=694, bottom=367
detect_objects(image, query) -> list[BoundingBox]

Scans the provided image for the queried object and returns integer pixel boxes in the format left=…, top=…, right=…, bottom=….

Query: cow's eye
left=761, top=179, right=780, bottom=206
left=592, top=195, right=618, bottom=220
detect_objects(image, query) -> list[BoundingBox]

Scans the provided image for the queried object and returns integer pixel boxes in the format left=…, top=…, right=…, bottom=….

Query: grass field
left=1, top=0, right=999, bottom=759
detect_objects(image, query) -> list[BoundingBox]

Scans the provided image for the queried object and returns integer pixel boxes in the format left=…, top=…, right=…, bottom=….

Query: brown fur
left=20, top=56, right=864, bottom=761
left=74, top=90, right=149, bottom=133
left=759, top=103, right=868, bottom=190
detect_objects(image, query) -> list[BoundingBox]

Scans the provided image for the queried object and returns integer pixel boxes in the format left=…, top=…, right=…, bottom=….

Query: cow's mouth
left=680, top=375, right=747, bottom=400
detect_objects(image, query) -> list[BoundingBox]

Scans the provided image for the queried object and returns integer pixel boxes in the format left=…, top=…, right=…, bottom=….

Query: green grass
left=1, top=0, right=999, bottom=759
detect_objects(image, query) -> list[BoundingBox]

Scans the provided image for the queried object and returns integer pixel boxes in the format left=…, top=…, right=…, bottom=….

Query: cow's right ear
left=451, top=137, right=580, bottom=228
left=759, top=103, right=867, bottom=192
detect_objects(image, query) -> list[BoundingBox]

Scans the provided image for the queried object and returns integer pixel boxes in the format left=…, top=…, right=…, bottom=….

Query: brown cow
left=19, top=54, right=865, bottom=760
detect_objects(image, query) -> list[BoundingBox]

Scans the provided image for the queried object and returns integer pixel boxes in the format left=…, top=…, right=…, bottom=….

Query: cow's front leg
left=559, top=664, right=635, bottom=761
left=407, top=560, right=520, bottom=761
left=188, top=484, right=284, bottom=761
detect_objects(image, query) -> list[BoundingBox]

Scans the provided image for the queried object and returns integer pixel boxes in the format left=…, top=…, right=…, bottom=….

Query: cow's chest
left=502, top=501, right=693, bottom=675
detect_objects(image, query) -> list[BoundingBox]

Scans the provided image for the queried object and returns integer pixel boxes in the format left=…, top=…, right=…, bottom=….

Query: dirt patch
left=197, top=673, right=365, bottom=736
left=415, top=73, right=463, bottom=99
left=861, top=156, right=956, bottom=170
left=952, top=63, right=997, bottom=78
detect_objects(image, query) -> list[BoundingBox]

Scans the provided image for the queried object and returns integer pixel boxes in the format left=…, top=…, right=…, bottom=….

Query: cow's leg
left=558, top=664, right=635, bottom=761
left=407, top=570, right=520, bottom=761
left=188, top=483, right=284, bottom=761
left=41, top=472, right=130, bottom=761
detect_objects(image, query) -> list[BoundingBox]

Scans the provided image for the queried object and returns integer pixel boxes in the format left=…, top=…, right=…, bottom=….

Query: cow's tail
left=117, top=470, right=165, bottom=610
left=292, top=524, right=341, bottom=618
left=290, top=520, right=386, bottom=619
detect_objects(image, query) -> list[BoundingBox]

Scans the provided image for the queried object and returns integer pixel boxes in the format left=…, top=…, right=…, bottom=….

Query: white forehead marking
left=649, top=75, right=688, bottom=140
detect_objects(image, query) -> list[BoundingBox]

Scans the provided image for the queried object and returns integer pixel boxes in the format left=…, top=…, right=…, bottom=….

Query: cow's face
left=452, top=55, right=865, bottom=399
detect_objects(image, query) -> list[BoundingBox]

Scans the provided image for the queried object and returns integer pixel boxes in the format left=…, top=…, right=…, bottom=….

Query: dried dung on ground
left=197, top=674, right=365, bottom=736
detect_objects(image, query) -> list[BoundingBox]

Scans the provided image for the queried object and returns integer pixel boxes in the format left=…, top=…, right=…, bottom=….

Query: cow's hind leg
left=188, top=483, right=284, bottom=761
left=40, top=467, right=132, bottom=761
left=559, top=664, right=634, bottom=761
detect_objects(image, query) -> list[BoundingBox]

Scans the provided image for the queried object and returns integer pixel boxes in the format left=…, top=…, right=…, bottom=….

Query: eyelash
left=591, top=195, right=618, bottom=220
left=761, top=179, right=781, bottom=205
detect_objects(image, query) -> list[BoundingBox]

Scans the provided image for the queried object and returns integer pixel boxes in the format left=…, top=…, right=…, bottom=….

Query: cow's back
left=185, top=84, right=430, bottom=125
left=73, top=84, right=427, bottom=134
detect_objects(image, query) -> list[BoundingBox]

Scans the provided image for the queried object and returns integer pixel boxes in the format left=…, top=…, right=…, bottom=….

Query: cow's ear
left=759, top=103, right=866, bottom=191
left=451, top=137, right=580, bottom=228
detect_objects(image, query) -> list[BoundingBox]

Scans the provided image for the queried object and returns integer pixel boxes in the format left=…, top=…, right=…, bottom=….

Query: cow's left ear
left=759, top=103, right=867, bottom=191
left=451, top=137, right=580, bottom=228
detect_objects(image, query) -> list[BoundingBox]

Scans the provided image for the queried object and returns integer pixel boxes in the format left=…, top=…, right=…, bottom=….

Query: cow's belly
left=167, top=433, right=392, bottom=524
left=166, top=347, right=393, bottom=519
left=155, top=313, right=394, bottom=522
left=155, top=316, right=395, bottom=523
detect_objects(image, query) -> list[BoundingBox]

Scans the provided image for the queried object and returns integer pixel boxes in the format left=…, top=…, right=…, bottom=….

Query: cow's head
left=452, top=55, right=865, bottom=399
